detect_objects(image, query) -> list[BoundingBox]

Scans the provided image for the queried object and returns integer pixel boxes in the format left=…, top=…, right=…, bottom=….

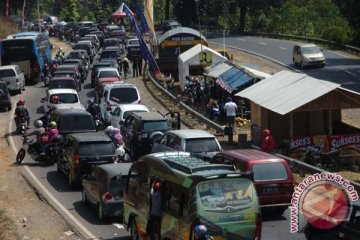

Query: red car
left=212, top=149, right=294, bottom=214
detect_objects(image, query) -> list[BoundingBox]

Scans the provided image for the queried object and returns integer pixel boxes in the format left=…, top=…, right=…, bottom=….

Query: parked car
left=304, top=200, right=360, bottom=240
left=151, top=129, right=222, bottom=161
left=57, top=132, right=116, bottom=187
left=292, top=44, right=325, bottom=68
left=121, top=112, right=173, bottom=159
left=42, top=88, right=84, bottom=110
left=82, top=162, right=132, bottom=221
left=50, top=108, right=97, bottom=137
left=0, top=65, right=25, bottom=94
left=123, top=152, right=261, bottom=240
left=211, top=149, right=294, bottom=214
left=0, top=80, right=12, bottom=111
left=109, top=104, right=149, bottom=128
left=99, top=83, right=141, bottom=124
left=48, top=77, right=80, bottom=92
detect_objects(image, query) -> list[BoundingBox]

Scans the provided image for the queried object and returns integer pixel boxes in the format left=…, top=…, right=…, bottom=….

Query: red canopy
left=112, top=2, right=135, bottom=19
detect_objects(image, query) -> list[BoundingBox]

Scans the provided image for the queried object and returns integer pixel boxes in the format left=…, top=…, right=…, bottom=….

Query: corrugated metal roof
left=235, top=70, right=340, bottom=115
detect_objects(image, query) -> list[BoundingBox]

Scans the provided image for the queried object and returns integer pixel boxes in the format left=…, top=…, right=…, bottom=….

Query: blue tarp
left=217, top=67, right=254, bottom=93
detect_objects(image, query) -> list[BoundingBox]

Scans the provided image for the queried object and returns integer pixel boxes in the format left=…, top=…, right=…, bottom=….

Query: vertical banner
left=6, top=0, right=10, bottom=17
left=136, top=1, right=150, bottom=33
left=123, top=3, right=160, bottom=76
left=144, top=0, right=155, bottom=33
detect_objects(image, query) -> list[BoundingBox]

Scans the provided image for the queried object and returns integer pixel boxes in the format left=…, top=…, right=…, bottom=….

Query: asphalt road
left=210, top=36, right=360, bottom=92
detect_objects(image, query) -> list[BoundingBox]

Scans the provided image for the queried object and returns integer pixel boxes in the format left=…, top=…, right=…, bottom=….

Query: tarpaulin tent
left=112, top=2, right=135, bottom=19
left=178, top=44, right=227, bottom=91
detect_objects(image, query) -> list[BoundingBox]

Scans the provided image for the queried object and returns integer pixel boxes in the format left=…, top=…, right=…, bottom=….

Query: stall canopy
left=204, top=62, right=270, bottom=93
left=112, top=2, right=135, bottom=19
left=236, top=70, right=340, bottom=115
left=178, top=44, right=227, bottom=90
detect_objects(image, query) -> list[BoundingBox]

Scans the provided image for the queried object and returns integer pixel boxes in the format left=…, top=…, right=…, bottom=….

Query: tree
left=60, top=0, right=79, bottom=22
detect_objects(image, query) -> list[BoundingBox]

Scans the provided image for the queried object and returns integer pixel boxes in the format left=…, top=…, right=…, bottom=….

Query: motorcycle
left=42, top=72, right=52, bottom=87
left=182, top=78, right=204, bottom=105
left=16, top=117, right=28, bottom=135
left=16, top=134, right=62, bottom=165
left=301, top=146, right=342, bottom=171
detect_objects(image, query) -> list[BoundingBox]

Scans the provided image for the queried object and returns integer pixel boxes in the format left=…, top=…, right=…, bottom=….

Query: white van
left=0, top=65, right=25, bottom=94
left=292, top=44, right=325, bottom=68
left=100, top=83, right=141, bottom=124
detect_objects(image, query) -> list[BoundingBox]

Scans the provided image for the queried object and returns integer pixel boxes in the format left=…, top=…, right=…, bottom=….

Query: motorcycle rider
left=42, top=63, right=51, bottom=86
left=56, top=48, right=65, bottom=62
left=114, top=146, right=130, bottom=163
left=112, top=128, right=124, bottom=147
left=25, top=120, right=46, bottom=154
left=47, top=121, right=59, bottom=142
left=14, top=99, right=30, bottom=129
left=193, top=225, right=214, bottom=240
left=86, top=99, right=101, bottom=118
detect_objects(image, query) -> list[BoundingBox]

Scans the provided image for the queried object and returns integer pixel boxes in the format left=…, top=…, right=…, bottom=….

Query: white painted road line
left=279, top=47, right=287, bottom=50
left=237, top=38, right=246, bottom=41
left=344, top=70, right=357, bottom=76
left=259, top=42, right=268, bottom=45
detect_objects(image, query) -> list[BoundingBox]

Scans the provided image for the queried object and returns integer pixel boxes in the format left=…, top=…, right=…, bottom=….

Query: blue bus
left=0, top=31, right=52, bottom=82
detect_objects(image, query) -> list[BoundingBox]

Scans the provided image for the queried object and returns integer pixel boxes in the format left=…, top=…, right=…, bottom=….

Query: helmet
left=52, top=134, right=64, bottom=143
left=153, top=181, right=161, bottom=191
left=87, top=99, right=94, bottom=105
left=59, top=47, right=63, bottom=51
left=194, top=225, right=207, bottom=238
left=18, top=99, right=25, bottom=105
left=49, top=121, right=57, bottom=128
left=51, top=95, right=60, bottom=104
left=104, top=126, right=114, bottom=136
left=34, top=120, right=43, bottom=128
left=115, top=146, right=125, bottom=157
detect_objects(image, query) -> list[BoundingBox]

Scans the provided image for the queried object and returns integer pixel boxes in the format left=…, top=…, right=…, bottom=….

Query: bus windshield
left=197, top=179, right=254, bottom=212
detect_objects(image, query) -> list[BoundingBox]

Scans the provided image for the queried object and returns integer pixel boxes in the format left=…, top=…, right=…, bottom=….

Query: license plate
left=263, top=186, right=278, bottom=193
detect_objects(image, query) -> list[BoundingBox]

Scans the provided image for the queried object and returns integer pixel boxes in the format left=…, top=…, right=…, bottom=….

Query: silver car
left=0, top=65, right=25, bottom=94
left=292, top=44, right=325, bottom=68
left=151, top=129, right=222, bottom=161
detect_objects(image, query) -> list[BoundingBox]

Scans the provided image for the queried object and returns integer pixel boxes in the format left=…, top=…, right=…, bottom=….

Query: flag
left=136, top=1, right=150, bottom=33
left=144, top=0, right=155, bottom=33
left=123, top=3, right=161, bottom=76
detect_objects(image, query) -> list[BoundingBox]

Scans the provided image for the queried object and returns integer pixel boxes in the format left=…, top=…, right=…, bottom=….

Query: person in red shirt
left=261, top=129, right=276, bottom=153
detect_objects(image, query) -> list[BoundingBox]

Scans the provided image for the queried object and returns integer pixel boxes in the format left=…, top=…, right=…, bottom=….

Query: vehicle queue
left=0, top=22, right=299, bottom=240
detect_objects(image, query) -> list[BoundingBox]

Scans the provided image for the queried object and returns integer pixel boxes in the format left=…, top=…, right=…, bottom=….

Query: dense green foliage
left=3, top=0, right=359, bottom=46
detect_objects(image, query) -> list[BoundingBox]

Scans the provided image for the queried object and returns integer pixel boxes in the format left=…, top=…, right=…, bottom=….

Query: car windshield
left=198, top=179, right=254, bottom=212
left=109, top=88, right=138, bottom=104
left=78, top=142, right=115, bottom=156
left=185, top=138, right=220, bottom=152
left=60, top=116, right=96, bottom=131
left=48, top=81, right=76, bottom=89
left=143, top=121, right=168, bottom=131
left=109, top=177, right=125, bottom=197
left=101, top=51, right=120, bottom=59
left=99, top=71, right=118, bottom=78
left=302, top=46, right=321, bottom=54
left=54, top=93, right=78, bottom=103
left=252, top=162, right=288, bottom=181
left=0, top=69, right=16, bottom=77
left=54, top=73, right=76, bottom=78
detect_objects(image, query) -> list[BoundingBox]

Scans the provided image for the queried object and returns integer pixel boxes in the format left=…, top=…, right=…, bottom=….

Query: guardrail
left=147, top=72, right=225, bottom=134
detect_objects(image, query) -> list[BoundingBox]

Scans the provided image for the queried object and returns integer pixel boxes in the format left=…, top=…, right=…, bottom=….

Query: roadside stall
left=236, top=70, right=360, bottom=170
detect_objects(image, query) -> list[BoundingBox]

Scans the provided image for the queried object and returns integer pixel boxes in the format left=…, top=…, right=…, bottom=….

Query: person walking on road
left=123, top=57, right=129, bottom=79
left=223, top=97, right=238, bottom=134
left=132, top=58, right=139, bottom=78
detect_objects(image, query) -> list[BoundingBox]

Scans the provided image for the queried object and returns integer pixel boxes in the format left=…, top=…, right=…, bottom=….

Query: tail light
left=254, top=213, right=262, bottom=240
left=73, top=154, right=80, bottom=168
left=102, top=192, right=113, bottom=202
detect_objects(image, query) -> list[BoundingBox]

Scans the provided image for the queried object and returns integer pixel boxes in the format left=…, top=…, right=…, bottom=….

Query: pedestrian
left=137, top=58, right=143, bottom=76
left=223, top=97, right=238, bottom=134
left=122, top=57, right=129, bottom=79
left=147, top=180, right=162, bottom=240
left=132, top=59, right=139, bottom=77
left=260, top=129, right=276, bottom=153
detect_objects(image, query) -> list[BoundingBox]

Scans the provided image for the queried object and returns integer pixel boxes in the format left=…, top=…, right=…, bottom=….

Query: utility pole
left=22, top=0, right=26, bottom=30
left=37, top=0, right=41, bottom=32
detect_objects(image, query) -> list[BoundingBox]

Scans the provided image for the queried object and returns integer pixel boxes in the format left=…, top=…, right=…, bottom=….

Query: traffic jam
left=1, top=4, right=360, bottom=240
